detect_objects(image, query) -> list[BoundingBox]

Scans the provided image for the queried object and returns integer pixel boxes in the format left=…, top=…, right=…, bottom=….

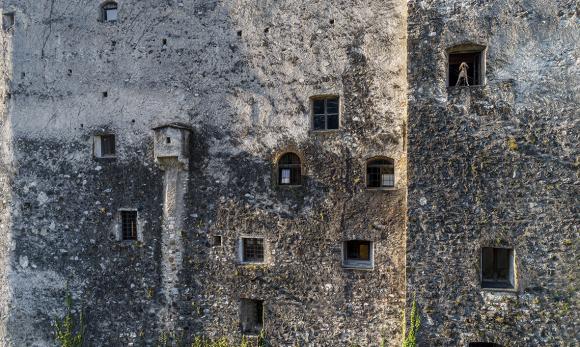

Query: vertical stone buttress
left=154, top=125, right=191, bottom=332
left=0, top=0, right=13, bottom=343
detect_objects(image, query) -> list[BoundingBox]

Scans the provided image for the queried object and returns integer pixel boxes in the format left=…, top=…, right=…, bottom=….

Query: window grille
left=242, top=238, right=264, bottom=263
left=100, top=135, right=116, bottom=157
left=121, top=210, right=138, bottom=241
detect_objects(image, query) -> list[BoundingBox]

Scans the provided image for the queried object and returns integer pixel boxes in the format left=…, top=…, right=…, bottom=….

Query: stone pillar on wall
left=153, top=124, right=192, bottom=331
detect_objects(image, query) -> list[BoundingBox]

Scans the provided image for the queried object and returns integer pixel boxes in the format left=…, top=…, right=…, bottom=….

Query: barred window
left=121, top=210, right=138, bottom=241
left=242, top=238, right=264, bottom=263
left=367, top=158, right=394, bottom=188
left=312, top=96, right=339, bottom=130
left=102, top=2, right=118, bottom=22
left=278, top=153, right=301, bottom=186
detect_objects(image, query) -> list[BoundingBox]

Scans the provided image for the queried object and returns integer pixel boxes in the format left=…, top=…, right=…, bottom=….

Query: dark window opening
left=237, top=30, right=242, bottom=37
left=162, top=38, right=167, bottom=45
left=277, top=153, right=302, bottom=186
left=449, top=51, right=482, bottom=87
left=100, top=134, right=116, bottom=157
left=121, top=210, right=138, bottom=241
left=312, top=96, right=339, bottom=130
left=102, top=2, right=118, bottom=22
left=242, top=238, right=264, bottom=263
left=367, top=158, right=395, bottom=188
left=166, top=137, right=171, bottom=144
left=102, top=91, right=108, bottom=98
left=240, top=299, right=263, bottom=335
left=343, top=240, right=373, bottom=268
left=469, top=343, right=503, bottom=347
left=2, top=13, right=15, bottom=31
left=213, top=235, right=222, bottom=247
left=482, top=247, right=514, bottom=289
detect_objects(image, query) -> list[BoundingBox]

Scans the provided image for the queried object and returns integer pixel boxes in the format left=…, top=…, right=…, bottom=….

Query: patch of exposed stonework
left=0, top=0, right=407, bottom=346
left=407, top=0, right=578, bottom=346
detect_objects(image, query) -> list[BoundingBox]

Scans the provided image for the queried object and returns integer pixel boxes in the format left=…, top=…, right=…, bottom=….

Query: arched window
left=277, top=153, right=301, bottom=186
left=366, top=158, right=394, bottom=188
left=101, top=2, right=118, bottom=22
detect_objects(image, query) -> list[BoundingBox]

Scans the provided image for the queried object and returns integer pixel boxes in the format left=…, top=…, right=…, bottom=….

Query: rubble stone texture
left=0, top=0, right=576, bottom=346
left=407, top=0, right=578, bottom=346
left=0, top=0, right=407, bottom=346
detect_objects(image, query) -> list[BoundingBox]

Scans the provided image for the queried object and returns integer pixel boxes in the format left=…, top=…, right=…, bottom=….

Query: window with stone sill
left=447, top=45, right=486, bottom=87
left=311, top=96, right=340, bottom=131
left=240, top=237, right=265, bottom=264
left=343, top=240, right=373, bottom=269
left=240, top=299, right=263, bottom=335
left=277, top=152, right=302, bottom=186
left=101, top=2, right=118, bottom=22
left=94, top=134, right=116, bottom=158
left=120, top=210, right=138, bottom=241
left=366, top=158, right=395, bottom=189
left=481, top=247, right=514, bottom=289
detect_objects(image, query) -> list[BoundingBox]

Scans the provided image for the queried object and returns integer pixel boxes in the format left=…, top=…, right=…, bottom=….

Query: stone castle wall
left=0, top=0, right=407, bottom=346
left=407, top=0, right=578, bottom=346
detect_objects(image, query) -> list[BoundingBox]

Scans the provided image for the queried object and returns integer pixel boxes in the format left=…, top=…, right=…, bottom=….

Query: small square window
left=241, top=237, right=264, bottom=263
left=212, top=235, right=222, bottom=247
left=94, top=134, right=116, bottom=158
left=102, top=3, right=118, bottom=22
left=367, top=158, right=395, bottom=188
left=481, top=247, right=514, bottom=289
left=2, top=12, right=14, bottom=31
left=448, top=49, right=484, bottom=87
left=343, top=240, right=373, bottom=269
left=121, top=210, right=138, bottom=241
left=469, top=344, right=503, bottom=347
left=240, top=299, right=263, bottom=335
left=312, top=96, right=340, bottom=131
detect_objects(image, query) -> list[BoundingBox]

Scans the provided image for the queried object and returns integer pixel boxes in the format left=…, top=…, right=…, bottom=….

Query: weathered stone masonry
left=407, top=0, right=578, bottom=346
left=0, top=0, right=577, bottom=346
left=0, top=0, right=407, bottom=346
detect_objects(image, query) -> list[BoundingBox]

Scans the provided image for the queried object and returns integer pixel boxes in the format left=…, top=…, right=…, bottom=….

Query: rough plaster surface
left=0, top=0, right=407, bottom=346
left=407, top=0, right=578, bottom=346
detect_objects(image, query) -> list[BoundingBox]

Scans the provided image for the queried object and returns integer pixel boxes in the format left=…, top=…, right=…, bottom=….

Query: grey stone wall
left=407, top=0, right=578, bottom=346
left=0, top=0, right=407, bottom=346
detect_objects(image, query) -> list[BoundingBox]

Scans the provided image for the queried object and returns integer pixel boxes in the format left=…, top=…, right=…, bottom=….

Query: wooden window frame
left=277, top=152, right=302, bottom=186
left=366, top=157, right=395, bottom=189
left=311, top=95, right=340, bottom=131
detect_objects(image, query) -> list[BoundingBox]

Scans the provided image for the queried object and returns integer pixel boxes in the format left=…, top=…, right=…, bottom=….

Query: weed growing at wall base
left=402, top=294, right=421, bottom=347
left=53, top=291, right=85, bottom=347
